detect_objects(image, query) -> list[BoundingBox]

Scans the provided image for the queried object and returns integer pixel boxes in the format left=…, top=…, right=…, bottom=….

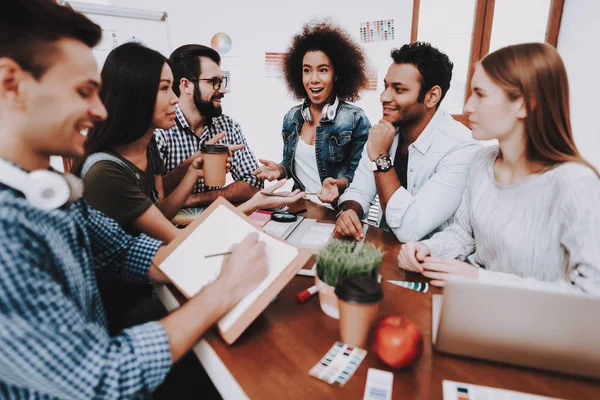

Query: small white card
left=363, top=368, right=393, bottom=400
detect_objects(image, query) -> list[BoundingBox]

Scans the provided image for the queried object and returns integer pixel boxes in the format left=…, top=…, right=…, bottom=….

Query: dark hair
left=168, top=44, right=221, bottom=97
left=390, top=42, right=453, bottom=107
left=83, top=43, right=167, bottom=156
left=283, top=21, right=368, bottom=102
left=0, top=0, right=101, bottom=79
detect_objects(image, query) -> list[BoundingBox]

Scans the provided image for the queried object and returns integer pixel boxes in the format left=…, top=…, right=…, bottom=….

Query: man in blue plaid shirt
left=155, top=45, right=263, bottom=208
left=0, top=2, right=268, bottom=398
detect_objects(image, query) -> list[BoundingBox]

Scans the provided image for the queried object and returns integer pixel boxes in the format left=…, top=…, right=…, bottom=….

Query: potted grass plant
left=315, top=239, right=383, bottom=319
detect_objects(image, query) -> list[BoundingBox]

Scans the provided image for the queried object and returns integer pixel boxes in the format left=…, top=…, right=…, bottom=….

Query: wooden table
left=156, top=199, right=600, bottom=399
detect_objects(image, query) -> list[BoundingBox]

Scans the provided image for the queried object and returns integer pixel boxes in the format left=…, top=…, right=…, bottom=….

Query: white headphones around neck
left=0, top=158, right=83, bottom=210
left=301, top=96, right=339, bottom=124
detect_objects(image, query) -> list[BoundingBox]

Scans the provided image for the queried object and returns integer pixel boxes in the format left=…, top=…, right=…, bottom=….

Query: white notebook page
left=160, top=204, right=299, bottom=332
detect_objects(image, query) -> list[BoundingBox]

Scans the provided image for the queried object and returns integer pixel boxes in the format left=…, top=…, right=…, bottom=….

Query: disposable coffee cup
left=335, top=275, right=383, bottom=349
left=201, top=143, right=228, bottom=187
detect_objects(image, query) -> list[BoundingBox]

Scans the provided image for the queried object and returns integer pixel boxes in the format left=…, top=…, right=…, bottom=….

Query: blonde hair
left=480, top=42, right=598, bottom=177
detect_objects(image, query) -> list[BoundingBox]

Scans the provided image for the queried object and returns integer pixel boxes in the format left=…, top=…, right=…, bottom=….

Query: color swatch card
left=442, top=381, right=562, bottom=400
left=309, top=342, right=367, bottom=387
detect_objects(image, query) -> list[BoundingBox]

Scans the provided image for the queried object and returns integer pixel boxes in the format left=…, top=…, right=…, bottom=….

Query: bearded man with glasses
left=155, top=44, right=263, bottom=208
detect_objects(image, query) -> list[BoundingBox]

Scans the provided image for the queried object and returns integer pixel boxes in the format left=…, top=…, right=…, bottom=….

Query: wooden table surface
left=167, top=199, right=600, bottom=399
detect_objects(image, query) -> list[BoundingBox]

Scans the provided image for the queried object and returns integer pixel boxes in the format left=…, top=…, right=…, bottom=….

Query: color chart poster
left=360, top=19, right=395, bottom=43
left=265, top=52, right=286, bottom=77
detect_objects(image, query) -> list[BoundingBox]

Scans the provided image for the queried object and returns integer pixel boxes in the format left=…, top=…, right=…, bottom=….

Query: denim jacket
left=281, top=101, right=371, bottom=191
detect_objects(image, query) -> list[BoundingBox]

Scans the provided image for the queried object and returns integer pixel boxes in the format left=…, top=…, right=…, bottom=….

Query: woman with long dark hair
left=398, top=43, right=600, bottom=296
left=81, top=43, right=302, bottom=243
left=253, top=22, right=371, bottom=204
left=80, top=42, right=201, bottom=242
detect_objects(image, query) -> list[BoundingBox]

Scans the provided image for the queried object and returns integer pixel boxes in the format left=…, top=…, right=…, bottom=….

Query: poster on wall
left=223, top=70, right=231, bottom=93
left=366, top=68, right=378, bottom=91
left=265, top=52, right=286, bottom=77
left=360, top=19, right=395, bottom=43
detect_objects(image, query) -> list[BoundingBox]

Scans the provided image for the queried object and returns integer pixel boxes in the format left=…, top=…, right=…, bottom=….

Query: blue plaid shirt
left=154, top=105, right=263, bottom=193
left=0, top=182, right=171, bottom=399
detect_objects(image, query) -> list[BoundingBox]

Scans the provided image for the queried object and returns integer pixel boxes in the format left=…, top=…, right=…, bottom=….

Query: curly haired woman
left=253, top=21, right=371, bottom=204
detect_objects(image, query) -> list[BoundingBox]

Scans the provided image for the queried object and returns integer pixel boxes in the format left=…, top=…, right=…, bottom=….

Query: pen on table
left=205, top=251, right=233, bottom=258
left=296, top=284, right=318, bottom=303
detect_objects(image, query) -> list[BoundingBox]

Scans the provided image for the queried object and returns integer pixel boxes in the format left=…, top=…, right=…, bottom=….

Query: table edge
left=153, top=284, right=248, bottom=400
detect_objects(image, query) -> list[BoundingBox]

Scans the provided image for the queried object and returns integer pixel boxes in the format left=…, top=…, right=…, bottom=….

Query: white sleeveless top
left=293, top=138, right=322, bottom=193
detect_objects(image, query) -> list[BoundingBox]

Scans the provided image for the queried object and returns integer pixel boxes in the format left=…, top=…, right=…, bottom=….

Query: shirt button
left=410, top=168, right=414, bottom=172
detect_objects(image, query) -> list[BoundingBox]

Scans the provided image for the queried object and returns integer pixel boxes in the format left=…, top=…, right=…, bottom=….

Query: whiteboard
left=65, top=1, right=172, bottom=68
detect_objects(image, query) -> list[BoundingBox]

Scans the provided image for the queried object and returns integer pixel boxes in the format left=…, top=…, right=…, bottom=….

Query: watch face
left=376, top=156, right=392, bottom=170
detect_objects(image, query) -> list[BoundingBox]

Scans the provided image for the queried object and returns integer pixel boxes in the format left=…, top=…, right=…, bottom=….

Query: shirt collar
left=174, top=104, right=192, bottom=132
left=173, top=104, right=213, bottom=136
left=411, top=108, right=445, bottom=155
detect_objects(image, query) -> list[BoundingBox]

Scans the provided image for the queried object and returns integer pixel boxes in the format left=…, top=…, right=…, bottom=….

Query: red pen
left=296, top=285, right=318, bottom=303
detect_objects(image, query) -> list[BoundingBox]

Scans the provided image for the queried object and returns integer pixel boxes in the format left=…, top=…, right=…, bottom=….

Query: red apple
left=373, top=316, right=423, bottom=368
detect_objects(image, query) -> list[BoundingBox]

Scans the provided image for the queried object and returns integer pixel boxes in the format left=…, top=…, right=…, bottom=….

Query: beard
left=393, top=103, right=425, bottom=128
left=193, top=85, right=223, bottom=119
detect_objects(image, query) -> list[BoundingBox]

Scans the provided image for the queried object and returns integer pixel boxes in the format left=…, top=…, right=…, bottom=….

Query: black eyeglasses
left=189, top=76, right=228, bottom=91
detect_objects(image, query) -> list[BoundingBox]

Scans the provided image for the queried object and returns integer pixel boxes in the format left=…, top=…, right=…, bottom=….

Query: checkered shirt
left=154, top=105, right=263, bottom=193
left=0, top=183, right=171, bottom=399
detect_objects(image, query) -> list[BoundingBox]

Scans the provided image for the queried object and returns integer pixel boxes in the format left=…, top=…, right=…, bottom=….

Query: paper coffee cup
left=201, top=143, right=228, bottom=187
left=335, top=275, right=383, bottom=349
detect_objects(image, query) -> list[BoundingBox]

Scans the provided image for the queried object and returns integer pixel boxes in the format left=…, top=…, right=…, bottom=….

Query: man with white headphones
left=0, top=1, right=267, bottom=398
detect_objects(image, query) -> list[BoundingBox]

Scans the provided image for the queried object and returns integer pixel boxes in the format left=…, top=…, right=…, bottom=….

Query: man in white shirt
left=335, top=42, right=480, bottom=242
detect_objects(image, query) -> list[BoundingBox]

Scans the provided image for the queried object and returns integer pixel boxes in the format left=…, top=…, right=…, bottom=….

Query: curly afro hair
left=283, top=21, right=368, bottom=102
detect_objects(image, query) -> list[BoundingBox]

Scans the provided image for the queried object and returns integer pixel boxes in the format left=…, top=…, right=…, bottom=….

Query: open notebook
left=155, top=197, right=312, bottom=344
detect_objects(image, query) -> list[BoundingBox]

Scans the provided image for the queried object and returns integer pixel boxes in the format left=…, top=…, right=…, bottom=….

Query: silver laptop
left=432, top=278, right=600, bottom=379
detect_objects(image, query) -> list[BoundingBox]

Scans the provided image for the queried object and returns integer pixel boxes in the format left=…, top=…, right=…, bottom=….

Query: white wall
left=80, top=0, right=599, bottom=169
left=80, top=0, right=413, bottom=162
left=557, top=0, right=600, bottom=169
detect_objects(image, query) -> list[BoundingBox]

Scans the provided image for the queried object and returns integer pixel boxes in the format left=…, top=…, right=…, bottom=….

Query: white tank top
left=293, top=138, right=322, bottom=193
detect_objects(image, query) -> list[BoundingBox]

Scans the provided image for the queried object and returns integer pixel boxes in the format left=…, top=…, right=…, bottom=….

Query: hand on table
left=334, top=209, right=364, bottom=240
left=397, top=242, right=431, bottom=273
left=420, top=257, right=479, bottom=287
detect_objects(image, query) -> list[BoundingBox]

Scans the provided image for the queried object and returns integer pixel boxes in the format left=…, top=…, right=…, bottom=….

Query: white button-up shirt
left=339, top=109, right=480, bottom=242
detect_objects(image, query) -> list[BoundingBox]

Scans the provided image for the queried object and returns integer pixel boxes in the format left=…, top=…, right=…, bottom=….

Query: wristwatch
left=369, top=154, right=393, bottom=172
